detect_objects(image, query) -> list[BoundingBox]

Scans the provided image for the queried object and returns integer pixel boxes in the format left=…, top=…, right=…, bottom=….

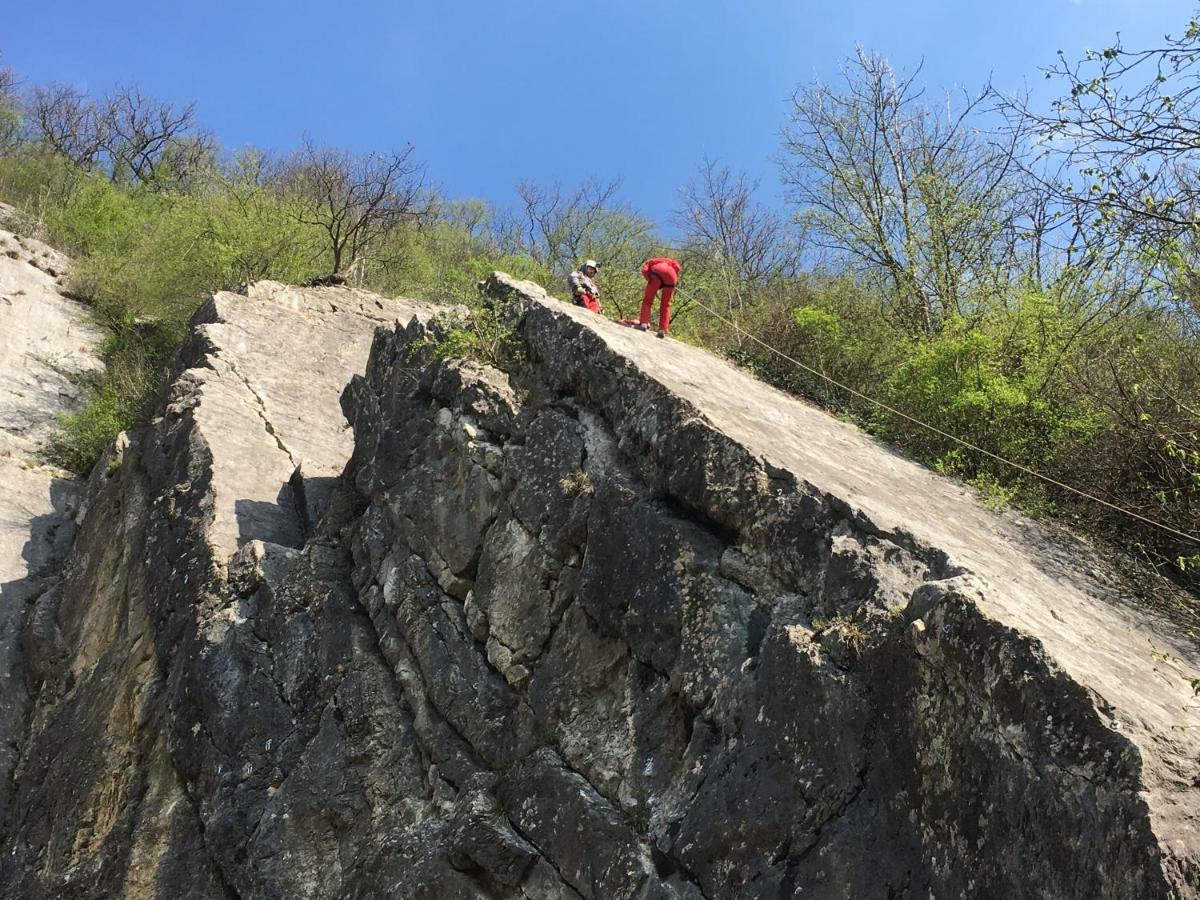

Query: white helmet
left=583, top=259, right=599, bottom=271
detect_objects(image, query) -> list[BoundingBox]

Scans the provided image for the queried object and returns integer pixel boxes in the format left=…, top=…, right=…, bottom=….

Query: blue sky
left=1, top=1, right=1191, bottom=225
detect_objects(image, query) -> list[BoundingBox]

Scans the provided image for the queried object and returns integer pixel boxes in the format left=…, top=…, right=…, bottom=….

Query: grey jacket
left=567, top=269, right=599, bottom=300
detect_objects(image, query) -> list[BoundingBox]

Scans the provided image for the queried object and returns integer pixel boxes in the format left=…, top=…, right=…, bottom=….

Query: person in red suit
left=639, top=257, right=681, bottom=337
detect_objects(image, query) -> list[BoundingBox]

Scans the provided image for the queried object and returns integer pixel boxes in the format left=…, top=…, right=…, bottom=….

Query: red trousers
left=575, top=293, right=601, bottom=314
left=640, top=264, right=676, bottom=331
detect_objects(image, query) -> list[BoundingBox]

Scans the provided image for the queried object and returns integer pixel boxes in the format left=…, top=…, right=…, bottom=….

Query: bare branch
left=674, top=157, right=785, bottom=290
left=285, top=137, right=428, bottom=275
left=514, top=177, right=646, bottom=277
left=780, top=48, right=1024, bottom=334
left=99, top=86, right=209, bottom=185
left=27, top=83, right=108, bottom=168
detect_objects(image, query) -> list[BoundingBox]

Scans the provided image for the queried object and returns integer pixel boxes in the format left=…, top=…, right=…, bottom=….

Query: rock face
left=0, top=224, right=102, bottom=829
left=0, top=281, right=436, bottom=897
left=2, top=273, right=1198, bottom=898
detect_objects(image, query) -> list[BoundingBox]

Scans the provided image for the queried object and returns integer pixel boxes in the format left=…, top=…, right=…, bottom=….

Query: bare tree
left=674, top=157, right=786, bottom=313
left=781, top=48, right=1022, bottom=334
left=436, top=198, right=494, bottom=243
left=1001, top=18, right=1200, bottom=236
left=432, top=196, right=526, bottom=254
left=992, top=16, right=1200, bottom=330
left=100, top=87, right=210, bottom=184
left=287, top=137, right=428, bottom=276
left=488, top=205, right=531, bottom=257
left=27, top=83, right=108, bottom=169
left=25, top=82, right=210, bottom=186
left=516, top=178, right=648, bottom=276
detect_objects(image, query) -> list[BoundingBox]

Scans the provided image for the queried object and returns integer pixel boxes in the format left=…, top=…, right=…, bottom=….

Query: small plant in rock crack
left=811, top=614, right=867, bottom=651
left=559, top=470, right=595, bottom=497
left=425, top=291, right=524, bottom=370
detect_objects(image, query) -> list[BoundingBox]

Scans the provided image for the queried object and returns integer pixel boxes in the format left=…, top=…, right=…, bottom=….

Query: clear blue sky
left=1, top=0, right=1191, bottom=225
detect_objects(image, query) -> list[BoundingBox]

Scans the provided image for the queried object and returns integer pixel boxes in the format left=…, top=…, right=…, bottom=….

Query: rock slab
left=0, top=225, right=101, bottom=828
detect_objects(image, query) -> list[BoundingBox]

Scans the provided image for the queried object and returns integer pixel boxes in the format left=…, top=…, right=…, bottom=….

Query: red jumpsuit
left=640, top=257, right=681, bottom=332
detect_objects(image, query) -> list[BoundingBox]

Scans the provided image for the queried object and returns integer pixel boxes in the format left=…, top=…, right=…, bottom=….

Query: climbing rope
left=677, top=288, right=1200, bottom=547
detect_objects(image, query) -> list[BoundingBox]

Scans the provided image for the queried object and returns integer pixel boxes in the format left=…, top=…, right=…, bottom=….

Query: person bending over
left=639, top=256, right=681, bottom=338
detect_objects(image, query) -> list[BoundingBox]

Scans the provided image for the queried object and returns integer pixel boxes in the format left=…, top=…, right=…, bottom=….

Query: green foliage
left=41, top=172, right=152, bottom=257
left=0, top=147, right=86, bottom=224
left=874, top=301, right=1101, bottom=491
left=4, top=151, right=335, bottom=472
left=70, top=181, right=318, bottom=331
left=43, top=328, right=167, bottom=474
left=369, top=218, right=551, bottom=303
left=675, top=273, right=904, bottom=416
left=423, top=298, right=525, bottom=371
left=190, top=158, right=321, bottom=286
left=0, top=98, right=21, bottom=153
left=43, top=384, right=130, bottom=475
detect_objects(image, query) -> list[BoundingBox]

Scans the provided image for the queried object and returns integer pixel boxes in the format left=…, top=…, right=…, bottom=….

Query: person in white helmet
left=567, top=259, right=602, bottom=314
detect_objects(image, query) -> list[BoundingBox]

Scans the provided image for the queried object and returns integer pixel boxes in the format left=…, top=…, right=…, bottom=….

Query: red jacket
left=641, top=257, right=681, bottom=285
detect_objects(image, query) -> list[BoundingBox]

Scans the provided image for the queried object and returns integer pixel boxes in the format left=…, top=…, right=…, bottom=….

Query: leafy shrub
left=874, top=305, right=1101, bottom=488
left=41, top=172, right=151, bottom=257
left=44, top=385, right=130, bottom=474
left=43, top=328, right=166, bottom=474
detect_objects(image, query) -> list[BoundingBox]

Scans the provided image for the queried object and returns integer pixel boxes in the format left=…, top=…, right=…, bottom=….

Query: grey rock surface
left=0, top=226, right=101, bottom=828
left=0, top=281, right=436, bottom=897
left=1, top=271, right=1197, bottom=898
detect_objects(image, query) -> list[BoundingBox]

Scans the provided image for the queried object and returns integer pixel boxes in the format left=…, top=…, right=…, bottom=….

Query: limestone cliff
left=1, top=273, right=1197, bottom=898
left=0, top=220, right=102, bottom=831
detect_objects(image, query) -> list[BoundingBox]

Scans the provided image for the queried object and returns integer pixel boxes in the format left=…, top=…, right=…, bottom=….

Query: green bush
left=424, top=304, right=525, bottom=369
left=369, top=220, right=552, bottom=305
left=21, top=159, right=344, bottom=474
left=875, top=305, right=1101, bottom=487
left=44, top=385, right=131, bottom=474
left=42, top=327, right=168, bottom=474
left=42, top=172, right=152, bottom=257
left=0, top=147, right=82, bottom=221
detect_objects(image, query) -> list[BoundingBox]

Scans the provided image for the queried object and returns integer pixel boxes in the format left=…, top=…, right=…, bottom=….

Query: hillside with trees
left=0, top=14, right=1196, bottom=601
